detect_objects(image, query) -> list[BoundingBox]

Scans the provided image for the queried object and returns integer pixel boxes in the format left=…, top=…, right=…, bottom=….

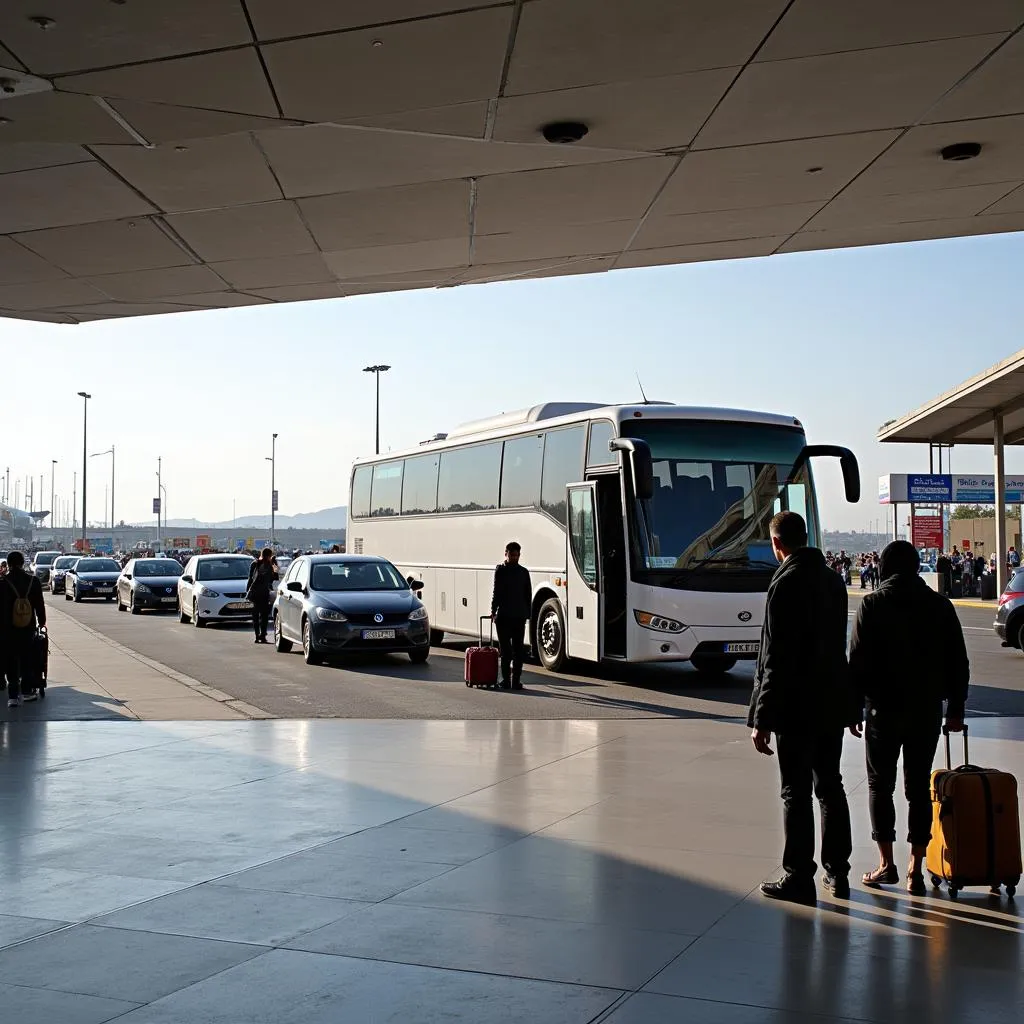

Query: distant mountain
left=163, top=506, right=347, bottom=530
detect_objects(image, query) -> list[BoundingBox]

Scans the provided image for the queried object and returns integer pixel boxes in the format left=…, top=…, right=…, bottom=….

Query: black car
left=66, top=557, right=122, bottom=602
left=273, top=554, right=430, bottom=666
left=994, top=568, right=1024, bottom=650
left=49, top=555, right=80, bottom=595
left=117, top=557, right=185, bottom=614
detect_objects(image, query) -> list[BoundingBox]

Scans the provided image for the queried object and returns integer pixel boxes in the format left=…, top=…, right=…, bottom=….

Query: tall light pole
left=156, top=457, right=163, bottom=550
left=77, top=391, right=91, bottom=550
left=362, top=365, right=391, bottom=455
left=50, top=459, right=57, bottom=537
left=266, top=432, right=279, bottom=548
left=91, top=447, right=114, bottom=548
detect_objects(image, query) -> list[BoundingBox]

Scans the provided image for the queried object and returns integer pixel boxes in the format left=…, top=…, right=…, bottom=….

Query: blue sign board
left=90, top=536, right=114, bottom=553
left=906, top=475, right=952, bottom=502
left=319, top=539, right=343, bottom=551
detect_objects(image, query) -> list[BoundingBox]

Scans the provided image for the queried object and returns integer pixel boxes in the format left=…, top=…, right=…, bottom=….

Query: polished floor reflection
left=1, top=717, right=1022, bottom=1022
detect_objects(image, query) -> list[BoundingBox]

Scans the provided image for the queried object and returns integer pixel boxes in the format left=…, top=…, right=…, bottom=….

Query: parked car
left=178, top=553, right=255, bottom=627
left=117, top=557, right=185, bottom=614
left=66, top=557, right=122, bottom=602
left=49, top=555, right=80, bottom=595
left=994, top=567, right=1024, bottom=651
left=272, top=554, right=429, bottom=666
left=30, top=550, right=62, bottom=588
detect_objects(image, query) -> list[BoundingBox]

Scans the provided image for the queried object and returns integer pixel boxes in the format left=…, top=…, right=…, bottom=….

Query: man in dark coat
left=850, top=540, right=969, bottom=895
left=1, top=550, right=47, bottom=707
left=490, top=541, right=532, bottom=690
left=748, top=511, right=858, bottom=905
left=246, top=548, right=278, bottom=644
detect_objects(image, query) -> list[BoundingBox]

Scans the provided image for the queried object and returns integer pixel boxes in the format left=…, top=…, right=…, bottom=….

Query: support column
left=995, top=414, right=1007, bottom=596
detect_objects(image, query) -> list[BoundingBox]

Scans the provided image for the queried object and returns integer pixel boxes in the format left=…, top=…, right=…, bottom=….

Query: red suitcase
left=465, top=616, right=499, bottom=688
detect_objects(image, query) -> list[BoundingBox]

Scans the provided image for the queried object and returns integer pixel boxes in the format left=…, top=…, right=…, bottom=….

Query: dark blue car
left=66, top=557, right=122, bottom=602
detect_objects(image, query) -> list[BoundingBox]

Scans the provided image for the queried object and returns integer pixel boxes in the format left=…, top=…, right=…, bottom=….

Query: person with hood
left=748, top=511, right=859, bottom=905
left=849, top=540, right=969, bottom=895
left=246, top=548, right=278, bottom=644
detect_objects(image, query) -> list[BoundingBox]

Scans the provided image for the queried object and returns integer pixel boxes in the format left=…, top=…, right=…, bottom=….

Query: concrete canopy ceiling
left=0, top=0, right=1022, bottom=323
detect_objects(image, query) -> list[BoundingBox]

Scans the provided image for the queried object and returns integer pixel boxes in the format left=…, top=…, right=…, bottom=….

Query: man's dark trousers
left=3, top=630, right=34, bottom=700
left=252, top=600, right=270, bottom=639
left=495, top=616, right=526, bottom=686
left=776, top=727, right=853, bottom=881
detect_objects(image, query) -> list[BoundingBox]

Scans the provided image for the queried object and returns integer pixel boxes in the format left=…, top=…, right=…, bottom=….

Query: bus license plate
left=724, top=642, right=759, bottom=654
left=362, top=629, right=396, bottom=640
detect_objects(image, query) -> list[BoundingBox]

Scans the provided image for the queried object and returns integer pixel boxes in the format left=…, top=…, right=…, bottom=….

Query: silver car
left=30, top=550, right=62, bottom=588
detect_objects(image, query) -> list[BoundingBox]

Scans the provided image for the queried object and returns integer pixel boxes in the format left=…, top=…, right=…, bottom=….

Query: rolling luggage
left=927, top=725, right=1021, bottom=899
left=465, top=616, right=499, bottom=689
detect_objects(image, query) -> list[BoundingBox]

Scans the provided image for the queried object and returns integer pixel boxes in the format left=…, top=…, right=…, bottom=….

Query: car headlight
left=634, top=610, right=687, bottom=633
left=135, top=584, right=152, bottom=594
left=408, top=606, right=428, bottom=621
left=78, top=579, right=92, bottom=587
left=197, top=586, right=220, bottom=598
left=315, top=607, right=347, bottom=621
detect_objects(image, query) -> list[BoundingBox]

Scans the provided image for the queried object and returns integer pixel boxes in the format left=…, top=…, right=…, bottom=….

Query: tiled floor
left=1, top=717, right=1022, bottom=1022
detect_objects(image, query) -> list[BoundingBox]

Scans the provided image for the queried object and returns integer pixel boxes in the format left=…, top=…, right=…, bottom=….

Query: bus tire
left=536, top=598, right=568, bottom=672
left=690, top=653, right=737, bottom=675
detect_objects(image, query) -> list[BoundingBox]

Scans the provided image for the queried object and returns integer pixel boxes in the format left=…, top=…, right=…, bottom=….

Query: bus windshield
left=622, top=420, right=814, bottom=579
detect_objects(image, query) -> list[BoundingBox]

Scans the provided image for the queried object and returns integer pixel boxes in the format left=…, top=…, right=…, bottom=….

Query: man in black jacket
left=491, top=542, right=532, bottom=690
left=1, top=551, right=47, bottom=707
left=850, top=540, right=969, bottom=895
left=748, top=511, right=858, bottom=905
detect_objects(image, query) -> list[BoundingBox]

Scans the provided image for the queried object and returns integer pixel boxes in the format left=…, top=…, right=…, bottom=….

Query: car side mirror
left=287, top=581, right=303, bottom=592
left=609, top=438, right=654, bottom=501
left=181, top=574, right=194, bottom=584
left=124, top=574, right=132, bottom=580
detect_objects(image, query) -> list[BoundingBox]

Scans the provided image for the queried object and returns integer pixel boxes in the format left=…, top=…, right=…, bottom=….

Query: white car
left=178, top=554, right=255, bottom=627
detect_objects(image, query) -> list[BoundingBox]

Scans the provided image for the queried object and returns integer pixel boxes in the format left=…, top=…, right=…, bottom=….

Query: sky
left=4, top=230, right=1024, bottom=533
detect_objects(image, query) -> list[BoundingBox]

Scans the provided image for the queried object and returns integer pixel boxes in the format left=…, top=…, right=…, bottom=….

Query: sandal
left=862, top=865, right=899, bottom=887
left=907, top=873, right=926, bottom=896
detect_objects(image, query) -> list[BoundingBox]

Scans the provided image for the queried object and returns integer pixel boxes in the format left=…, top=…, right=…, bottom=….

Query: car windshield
left=310, top=560, right=407, bottom=592
left=76, top=558, right=120, bottom=572
left=197, top=558, right=253, bottom=581
left=135, top=559, right=184, bottom=578
left=54, top=557, right=78, bottom=569
left=35, top=552, right=60, bottom=566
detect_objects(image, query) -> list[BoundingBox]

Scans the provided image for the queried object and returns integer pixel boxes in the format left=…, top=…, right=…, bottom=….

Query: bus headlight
left=634, top=610, right=687, bottom=633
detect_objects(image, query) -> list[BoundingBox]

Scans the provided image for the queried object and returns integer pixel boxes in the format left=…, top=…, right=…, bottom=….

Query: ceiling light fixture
left=541, top=121, right=589, bottom=144
left=805, top=166, right=823, bottom=174
left=940, top=142, right=981, bottom=162
left=371, top=38, right=383, bottom=47
left=29, top=15, right=55, bottom=30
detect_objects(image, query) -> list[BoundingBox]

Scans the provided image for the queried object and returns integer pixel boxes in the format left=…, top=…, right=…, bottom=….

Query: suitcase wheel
left=930, top=875, right=943, bottom=890
left=38, top=688, right=45, bottom=701
left=1007, top=885, right=1016, bottom=899
left=465, top=681, right=472, bottom=687
left=948, top=886, right=960, bottom=900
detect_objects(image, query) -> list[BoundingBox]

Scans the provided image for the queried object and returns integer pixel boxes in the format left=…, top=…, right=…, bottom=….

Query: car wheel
left=179, top=601, right=189, bottom=624
left=117, top=591, right=126, bottom=612
left=536, top=598, right=568, bottom=672
left=409, top=647, right=430, bottom=664
left=130, top=594, right=141, bottom=615
left=73, top=588, right=82, bottom=603
left=65, top=590, right=72, bottom=601
left=274, top=613, right=293, bottom=653
left=1016, top=621, right=1024, bottom=653
left=429, top=628, right=444, bottom=646
left=302, top=619, right=322, bottom=665
left=193, top=601, right=206, bottom=628
left=690, top=654, right=738, bottom=676
left=106, top=595, right=115, bottom=602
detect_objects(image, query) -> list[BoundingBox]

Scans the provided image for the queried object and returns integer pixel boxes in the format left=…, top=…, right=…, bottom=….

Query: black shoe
left=511, top=681, right=523, bottom=690
left=760, top=875, right=817, bottom=906
left=499, top=680, right=512, bottom=690
left=907, top=873, right=926, bottom=897
left=822, top=874, right=850, bottom=900
left=254, top=637, right=262, bottom=644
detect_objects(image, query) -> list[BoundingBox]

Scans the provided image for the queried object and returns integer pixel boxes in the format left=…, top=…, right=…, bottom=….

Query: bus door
left=566, top=483, right=601, bottom=662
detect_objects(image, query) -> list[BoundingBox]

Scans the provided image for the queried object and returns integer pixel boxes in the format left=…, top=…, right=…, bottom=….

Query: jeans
left=865, top=706, right=942, bottom=846
left=495, top=616, right=526, bottom=685
left=776, top=727, right=853, bottom=880
left=251, top=599, right=270, bottom=639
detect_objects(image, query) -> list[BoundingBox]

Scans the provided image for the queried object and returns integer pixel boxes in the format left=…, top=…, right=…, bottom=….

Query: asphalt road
left=52, top=592, right=1024, bottom=721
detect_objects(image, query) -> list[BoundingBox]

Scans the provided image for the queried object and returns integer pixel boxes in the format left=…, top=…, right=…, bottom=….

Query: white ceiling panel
left=346, top=102, right=489, bottom=139
left=983, top=183, right=1024, bottom=215
left=0, top=41, right=26, bottom=71
left=493, top=68, right=736, bottom=152
left=656, top=132, right=899, bottom=215
left=162, top=291, right=272, bottom=309
left=93, top=134, right=282, bottom=213
left=298, top=180, right=469, bottom=251
left=0, top=161, right=155, bottom=233
left=454, top=255, right=612, bottom=283
left=474, top=220, right=635, bottom=262
left=616, top=236, right=786, bottom=268
left=0, top=1, right=252, bottom=76
left=0, top=91, right=136, bottom=145
left=62, top=300, right=214, bottom=317
left=85, top=264, right=228, bottom=301
left=923, top=30, right=1024, bottom=123
left=757, top=0, right=1022, bottom=61
left=107, top=99, right=294, bottom=145
left=14, top=217, right=194, bottom=276
left=0, top=236, right=67, bottom=285
left=210, top=254, right=335, bottom=290
left=0, top=278, right=107, bottom=310
left=247, top=283, right=350, bottom=302
left=324, top=237, right=469, bottom=278
left=57, top=49, right=280, bottom=118
left=262, top=8, right=510, bottom=122
left=506, top=0, right=788, bottom=94
left=165, top=201, right=317, bottom=263
left=634, top=202, right=825, bottom=249
left=474, top=158, right=672, bottom=234
left=696, top=36, right=1005, bottom=149
left=0, top=142, right=92, bottom=174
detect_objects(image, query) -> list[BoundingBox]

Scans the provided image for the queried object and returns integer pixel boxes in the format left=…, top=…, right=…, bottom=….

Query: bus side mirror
left=789, top=445, right=861, bottom=504
left=609, top=438, right=654, bottom=501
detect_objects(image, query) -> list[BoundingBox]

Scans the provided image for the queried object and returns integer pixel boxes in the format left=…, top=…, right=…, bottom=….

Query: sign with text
left=879, top=474, right=1024, bottom=505
left=912, top=514, right=943, bottom=549
left=272, top=490, right=279, bottom=512
left=152, top=497, right=161, bottom=514
left=195, top=534, right=212, bottom=550
left=952, top=475, right=1024, bottom=503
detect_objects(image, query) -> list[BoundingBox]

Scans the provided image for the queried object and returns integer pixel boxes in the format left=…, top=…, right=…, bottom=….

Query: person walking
left=1, top=551, right=47, bottom=708
left=246, top=548, right=278, bottom=644
left=748, top=511, right=858, bottom=905
left=490, top=541, right=532, bottom=690
left=849, top=540, right=969, bottom=896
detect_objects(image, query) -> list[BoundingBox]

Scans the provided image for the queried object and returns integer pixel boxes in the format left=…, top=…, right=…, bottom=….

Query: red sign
left=195, top=534, right=212, bottom=550
left=912, top=515, right=943, bottom=549
left=962, top=539, right=971, bottom=550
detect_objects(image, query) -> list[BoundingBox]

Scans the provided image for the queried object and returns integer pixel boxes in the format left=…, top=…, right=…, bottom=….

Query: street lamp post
left=362, top=365, right=391, bottom=455
left=266, top=432, right=279, bottom=548
left=91, top=447, right=115, bottom=550
left=77, top=391, right=91, bottom=550
left=50, top=460, right=57, bottom=535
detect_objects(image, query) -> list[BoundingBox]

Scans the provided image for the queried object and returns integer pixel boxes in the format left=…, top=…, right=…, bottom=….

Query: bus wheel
left=536, top=599, right=568, bottom=672
left=690, top=654, right=737, bottom=676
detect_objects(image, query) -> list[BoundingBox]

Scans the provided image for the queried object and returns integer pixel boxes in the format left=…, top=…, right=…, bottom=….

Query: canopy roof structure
left=1, top=1, right=1024, bottom=323
left=877, top=349, right=1024, bottom=446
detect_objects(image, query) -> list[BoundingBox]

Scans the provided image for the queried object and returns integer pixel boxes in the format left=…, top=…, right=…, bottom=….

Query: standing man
left=246, top=548, right=278, bottom=644
left=491, top=541, right=532, bottom=690
left=748, top=511, right=858, bottom=905
left=1, top=551, right=47, bottom=708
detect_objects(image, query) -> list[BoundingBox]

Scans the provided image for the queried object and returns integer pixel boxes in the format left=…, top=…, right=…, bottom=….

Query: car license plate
left=227, top=601, right=253, bottom=611
left=724, top=641, right=759, bottom=654
left=96, top=587, right=112, bottom=594
left=161, top=596, right=177, bottom=603
left=362, top=629, right=396, bottom=640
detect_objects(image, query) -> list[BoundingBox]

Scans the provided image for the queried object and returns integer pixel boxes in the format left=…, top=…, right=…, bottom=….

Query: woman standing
left=247, top=548, right=278, bottom=644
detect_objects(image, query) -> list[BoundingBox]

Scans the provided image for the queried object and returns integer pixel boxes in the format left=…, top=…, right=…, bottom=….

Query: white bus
left=348, top=402, right=858, bottom=674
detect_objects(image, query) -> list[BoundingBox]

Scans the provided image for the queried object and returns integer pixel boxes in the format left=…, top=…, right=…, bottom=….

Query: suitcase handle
left=478, top=615, right=493, bottom=647
left=943, top=722, right=969, bottom=769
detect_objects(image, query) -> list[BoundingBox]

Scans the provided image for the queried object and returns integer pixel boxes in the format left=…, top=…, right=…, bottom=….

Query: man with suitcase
left=490, top=542, right=532, bottom=690
left=1, top=551, right=47, bottom=708
left=749, top=512, right=858, bottom=905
